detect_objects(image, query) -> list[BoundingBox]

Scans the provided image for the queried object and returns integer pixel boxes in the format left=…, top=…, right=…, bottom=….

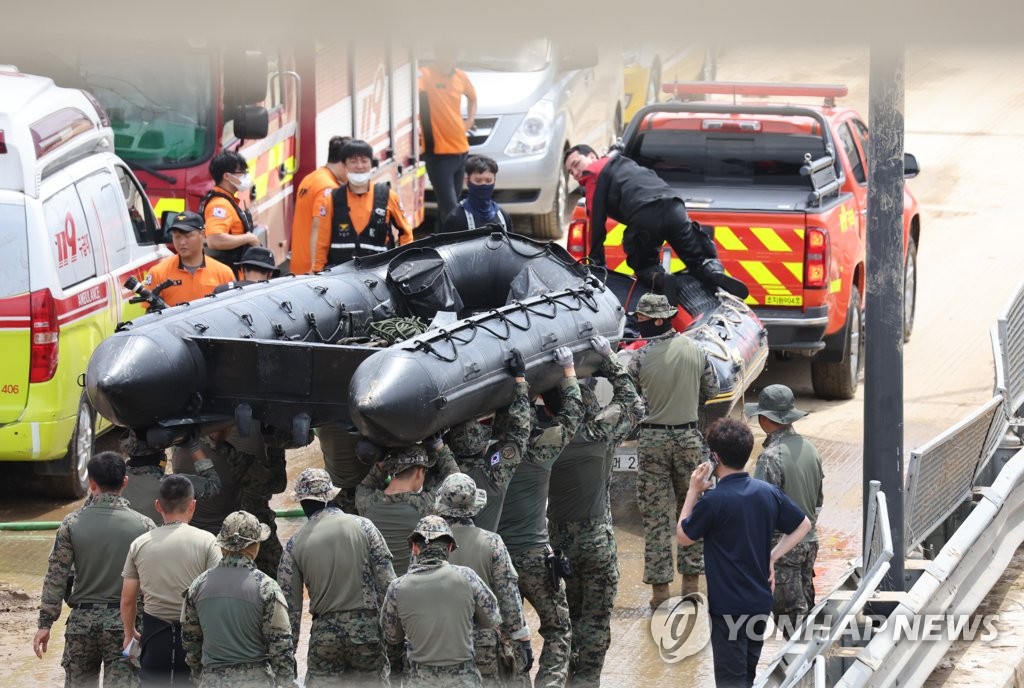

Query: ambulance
left=0, top=68, right=169, bottom=497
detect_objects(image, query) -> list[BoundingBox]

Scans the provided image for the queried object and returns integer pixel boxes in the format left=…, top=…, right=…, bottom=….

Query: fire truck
left=567, top=82, right=922, bottom=400
left=13, top=39, right=425, bottom=269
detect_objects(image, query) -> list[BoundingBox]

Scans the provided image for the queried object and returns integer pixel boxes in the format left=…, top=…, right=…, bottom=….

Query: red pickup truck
left=567, top=82, right=921, bottom=399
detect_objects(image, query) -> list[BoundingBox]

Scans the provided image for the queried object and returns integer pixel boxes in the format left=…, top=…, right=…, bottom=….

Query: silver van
left=424, top=39, right=624, bottom=238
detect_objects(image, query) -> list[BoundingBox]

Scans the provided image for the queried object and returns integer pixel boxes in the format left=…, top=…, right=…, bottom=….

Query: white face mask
left=347, top=171, right=372, bottom=186
left=230, top=173, right=253, bottom=192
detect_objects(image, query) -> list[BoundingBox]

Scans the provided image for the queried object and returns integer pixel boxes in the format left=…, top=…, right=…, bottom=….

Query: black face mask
left=637, top=319, right=673, bottom=339
left=301, top=500, right=327, bottom=519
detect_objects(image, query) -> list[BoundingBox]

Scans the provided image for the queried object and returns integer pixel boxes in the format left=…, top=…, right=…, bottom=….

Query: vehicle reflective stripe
left=31, top=422, right=40, bottom=458
left=739, top=260, right=792, bottom=296
left=152, top=197, right=186, bottom=218
left=714, top=226, right=748, bottom=252
left=605, top=223, right=627, bottom=246
left=750, top=226, right=792, bottom=252
left=783, top=262, right=804, bottom=281
left=830, top=278, right=843, bottom=293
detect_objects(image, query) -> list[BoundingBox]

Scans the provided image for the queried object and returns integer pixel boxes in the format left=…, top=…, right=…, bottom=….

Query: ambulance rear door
left=0, top=198, right=30, bottom=424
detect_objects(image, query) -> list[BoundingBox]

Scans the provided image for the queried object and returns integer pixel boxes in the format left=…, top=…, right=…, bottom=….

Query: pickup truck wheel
left=531, top=168, right=569, bottom=239
left=903, top=236, right=918, bottom=342
left=48, top=394, right=95, bottom=499
left=811, top=285, right=864, bottom=400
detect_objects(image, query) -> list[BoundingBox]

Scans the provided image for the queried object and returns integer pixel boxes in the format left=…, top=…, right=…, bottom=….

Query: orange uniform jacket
left=418, top=64, right=476, bottom=156
left=143, top=254, right=236, bottom=308
left=203, top=185, right=249, bottom=238
left=290, top=166, right=342, bottom=275
left=315, top=186, right=415, bottom=258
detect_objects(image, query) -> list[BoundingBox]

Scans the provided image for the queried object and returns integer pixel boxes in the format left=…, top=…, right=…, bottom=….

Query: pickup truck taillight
left=804, top=227, right=829, bottom=289
left=30, top=289, right=59, bottom=383
left=567, top=220, right=587, bottom=260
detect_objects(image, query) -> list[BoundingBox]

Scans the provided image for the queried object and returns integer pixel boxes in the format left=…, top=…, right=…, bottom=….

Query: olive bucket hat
left=632, top=292, right=677, bottom=319
left=386, top=445, right=435, bottom=472
left=744, top=384, right=809, bottom=425
left=409, top=515, right=458, bottom=549
left=216, top=510, right=271, bottom=552
left=435, top=473, right=488, bottom=519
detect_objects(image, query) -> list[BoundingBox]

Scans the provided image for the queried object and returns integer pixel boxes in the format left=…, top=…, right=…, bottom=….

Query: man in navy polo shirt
left=676, top=418, right=811, bottom=687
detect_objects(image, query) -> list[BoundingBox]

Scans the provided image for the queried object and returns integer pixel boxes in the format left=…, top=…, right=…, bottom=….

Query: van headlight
left=505, top=100, right=554, bottom=157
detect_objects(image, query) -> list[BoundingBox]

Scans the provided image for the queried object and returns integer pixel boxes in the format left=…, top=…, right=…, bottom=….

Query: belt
left=641, top=422, right=697, bottom=430
left=72, top=602, right=120, bottom=610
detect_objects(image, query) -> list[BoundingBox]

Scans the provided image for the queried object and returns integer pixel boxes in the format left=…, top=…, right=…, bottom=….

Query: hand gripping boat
left=86, top=230, right=626, bottom=447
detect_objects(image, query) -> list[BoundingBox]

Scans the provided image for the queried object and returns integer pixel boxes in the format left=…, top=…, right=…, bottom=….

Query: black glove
left=355, top=438, right=385, bottom=466
left=519, top=640, right=534, bottom=673
left=507, top=348, right=527, bottom=378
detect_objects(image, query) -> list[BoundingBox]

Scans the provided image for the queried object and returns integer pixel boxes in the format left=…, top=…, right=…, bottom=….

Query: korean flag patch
left=212, top=207, right=227, bottom=219
left=490, top=451, right=501, bottom=467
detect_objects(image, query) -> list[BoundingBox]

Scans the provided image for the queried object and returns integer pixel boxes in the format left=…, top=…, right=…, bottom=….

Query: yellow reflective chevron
left=152, top=197, right=186, bottom=218
left=715, top=225, right=748, bottom=251
left=751, top=227, right=791, bottom=252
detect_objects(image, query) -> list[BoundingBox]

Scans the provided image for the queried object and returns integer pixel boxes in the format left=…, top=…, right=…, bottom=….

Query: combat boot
left=696, top=258, right=749, bottom=300
left=649, top=583, right=671, bottom=610
left=682, top=573, right=701, bottom=597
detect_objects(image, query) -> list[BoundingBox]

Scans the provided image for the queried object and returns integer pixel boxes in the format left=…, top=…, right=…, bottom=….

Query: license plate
left=765, top=294, right=803, bottom=306
left=612, top=449, right=638, bottom=472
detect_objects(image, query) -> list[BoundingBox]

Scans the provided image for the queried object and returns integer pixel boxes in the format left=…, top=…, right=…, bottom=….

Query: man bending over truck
left=563, top=144, right=747, bottom=302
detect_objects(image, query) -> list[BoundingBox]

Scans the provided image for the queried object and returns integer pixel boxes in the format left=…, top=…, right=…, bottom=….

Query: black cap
left=236, top=246, right=279, bottom=276
left=168, top=211, right=205, bottom=233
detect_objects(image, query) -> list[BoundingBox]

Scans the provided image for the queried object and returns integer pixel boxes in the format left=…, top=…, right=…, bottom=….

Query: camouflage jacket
left=580, top=355, right=646, bottom=446
left=754, top=426, right=824, bottom=536
left=355, top=443, right=460, bottom=515
left=379, top=548, right=501, bottom=649
left=278, top=505, right=396, bottom=642
left=458, top=379, right=533, bottom=493
left=38, top=493, right=156, bottom=629
left=133, top=457, right=223, bottom=500
left=182, top=553, right=295, bottom=685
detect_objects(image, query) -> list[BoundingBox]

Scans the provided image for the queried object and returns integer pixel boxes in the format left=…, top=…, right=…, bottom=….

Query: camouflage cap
left=386, top=445, right=435, bottom=472
left=435, top=473, right=487, bottom=518
left=293, top=468, right=342, bottom=503
left=744, top=384, right=809, bottom=425
left=409, top=514, right=458, bottom=549
left=446, top=419, right=492, bottom=457
left=632, top=292, right=677, bottom=319
left=216, top=510, right=270, bottom=552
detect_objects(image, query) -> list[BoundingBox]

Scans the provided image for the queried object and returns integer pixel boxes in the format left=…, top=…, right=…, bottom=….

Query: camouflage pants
left=549, top=519, right=618, bottom=687
left=197, top=663, right=275, bottom=687
left=407, top=659, right=481, bottom=687
left=316, top=423, right=370, bottom=515
left=306, top=610, right=390, bottom=687
left=773, top=540, right=818, bottom=635
left=225, top=443, right=287, bottom=577
left=512, top=546, right=572, bottom=688
left=61, top=608, right=136, bottom=688
left=637, top=427, right=708, bottom=582
left=473, top=628, right=500, bottom=685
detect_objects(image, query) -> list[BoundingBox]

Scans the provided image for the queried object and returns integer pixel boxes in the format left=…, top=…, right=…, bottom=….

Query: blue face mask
left=465, top=182, right=498, bottom=221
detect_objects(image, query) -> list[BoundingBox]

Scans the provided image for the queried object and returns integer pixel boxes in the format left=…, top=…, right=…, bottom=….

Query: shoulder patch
left=490, top=451, right=501, bottom=466
left=143, top=273, right=153, bottom=286
left=500, top=445, right=516, bottom=460
left=319, top=206, right=327, bottom=216
left=211, top=207, right=227, bottom=219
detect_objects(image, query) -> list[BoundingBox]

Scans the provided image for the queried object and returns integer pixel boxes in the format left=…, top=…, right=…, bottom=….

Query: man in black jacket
left=563, top=144, right=747, bottom=302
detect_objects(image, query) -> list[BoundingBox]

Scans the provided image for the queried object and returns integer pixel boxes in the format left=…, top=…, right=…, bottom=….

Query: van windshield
left=0, top=203, right=29, bottom=298
left=455, top=39, right=551, bottom=72
left=17, top=46, right=215, bottom=170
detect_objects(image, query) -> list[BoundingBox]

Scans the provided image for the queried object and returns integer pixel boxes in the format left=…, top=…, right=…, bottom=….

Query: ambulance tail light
left=566, top=220, right=587, bottom=259
left=804, top=227, right=829, bottom=289
left=80, top=90, right=110, bottom=128
left=30, top=289, right=59, bottom=383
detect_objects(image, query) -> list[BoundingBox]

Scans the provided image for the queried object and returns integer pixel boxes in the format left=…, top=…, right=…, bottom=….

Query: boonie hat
left=447, top=420, right=491, bottom=457
left=293, top=468, right=342, bottom=503
left=435, top=473, right=488, bottom=518
left=409, top=514, right=458, bottom=549
left=387, top=445, right=435, bottom=472
left=167, top=211, right=205, bottom=233
left=632, top=292, right=677, bottom=320
left=744, top=384, right=809, bottom=425
left=236, top=246, right=280, bottom=276
left=216, top=510, right=270, bottom=552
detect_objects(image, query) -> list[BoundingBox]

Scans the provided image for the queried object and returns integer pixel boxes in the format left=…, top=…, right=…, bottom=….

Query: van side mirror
left=224, top=50, right=269, bottom=106
left=233, top=105, right=269, bottom=141
left=559, top=45, right=599, bottom=71
left=904, top=152, right=920, bottom=179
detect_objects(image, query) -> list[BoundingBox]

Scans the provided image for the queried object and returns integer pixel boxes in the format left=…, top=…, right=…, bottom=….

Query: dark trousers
left=623, top=199, right=714, bottom=287
left=139, top=611, right=189, bottom=686
left=709, top=614, right=767, bottom=688
left=425, top=153, right=467, bottom=231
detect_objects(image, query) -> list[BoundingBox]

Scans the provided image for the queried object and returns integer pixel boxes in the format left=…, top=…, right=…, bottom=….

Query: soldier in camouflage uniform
left=380, top=516, right=501, bottom=688
left=182, top=510, right=295, bottom=687
left=316, top=423, right=371, bottom=513
left=120, top=431, right=222, bottom=525
left=548, top=336, right=645, bottom=686
left=278, top=468, right=395, bottom=686
left=627, top=293, right=719, bottom=608
left=498, top=345, right=584, bottom=688
left=436, top=473, right=532, bottom=686
left=34, top=451, right=156, bottom=688
left=356, top=438, right=460, bottom=576
left=446, top=348, right=533, bottom=532
left=746, top=385, right=824, bottom=634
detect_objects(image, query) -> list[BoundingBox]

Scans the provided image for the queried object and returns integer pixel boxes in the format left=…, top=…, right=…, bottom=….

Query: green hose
left=0, top=507, right=306, bottom=531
